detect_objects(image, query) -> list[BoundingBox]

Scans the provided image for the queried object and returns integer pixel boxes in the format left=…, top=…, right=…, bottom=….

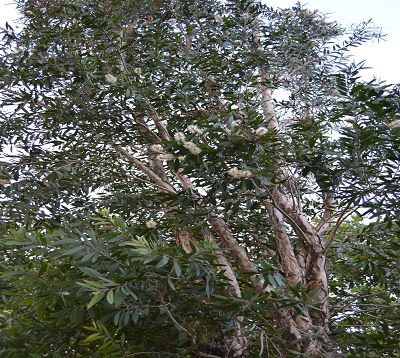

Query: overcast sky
left=0, top=0, right=399, bottom=83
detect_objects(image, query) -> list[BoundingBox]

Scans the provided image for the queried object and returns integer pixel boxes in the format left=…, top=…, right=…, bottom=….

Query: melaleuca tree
left=328, top=217, right=400, bottom=356
left=0, top=0, right=399, bottom=356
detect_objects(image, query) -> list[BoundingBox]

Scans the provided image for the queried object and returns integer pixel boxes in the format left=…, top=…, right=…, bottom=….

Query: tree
left=0, top=0, right=399, bottom=356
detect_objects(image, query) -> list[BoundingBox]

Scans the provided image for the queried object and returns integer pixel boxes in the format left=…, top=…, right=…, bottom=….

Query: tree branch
left=108, top=142, right=177, bottom=195
left=208, top=213, right=263, bottom=291
left=264, top=201, right=302, bottom=285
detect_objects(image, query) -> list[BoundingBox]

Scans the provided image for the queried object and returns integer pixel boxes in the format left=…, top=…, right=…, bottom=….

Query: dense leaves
left=1, top=0, right=399, bottom=356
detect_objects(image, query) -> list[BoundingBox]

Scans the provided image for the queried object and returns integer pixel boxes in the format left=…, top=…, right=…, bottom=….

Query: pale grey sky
left=266, top=0, right=400, bottom=83
left=0, top=0, right=398, bottom=83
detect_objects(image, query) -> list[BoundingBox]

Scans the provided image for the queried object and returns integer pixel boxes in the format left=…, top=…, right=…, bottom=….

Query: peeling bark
left=110, top=142, right=177, bottom=194
left=252, top=13, right=331, bottom=354
left=265, top=201, right=301, bottom=286
left=176, top=229, right=194, bottom=254
left=208, top=213, right=262, bottom=290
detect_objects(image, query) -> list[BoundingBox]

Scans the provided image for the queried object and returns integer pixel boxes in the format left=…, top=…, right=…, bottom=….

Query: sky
left=0, top=0, right=399, bottom=83
left=266, top=0, right=400, bottom=83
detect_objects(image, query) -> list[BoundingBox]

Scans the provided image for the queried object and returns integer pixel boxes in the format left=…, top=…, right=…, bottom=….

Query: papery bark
left=204, top=233, right=248, bottom=357
left=265, top=201, right=301, bottom=286
left=253, top=13, right=331, bottom=355
left=208, top=213, right=263, bottom=290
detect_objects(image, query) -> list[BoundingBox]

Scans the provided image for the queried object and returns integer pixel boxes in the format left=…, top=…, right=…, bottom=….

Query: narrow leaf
left=106, top=290, right=114, bottom=305
left=87, top=292, right=105, bottom=309
left=156, top=255, right=169, bottom=268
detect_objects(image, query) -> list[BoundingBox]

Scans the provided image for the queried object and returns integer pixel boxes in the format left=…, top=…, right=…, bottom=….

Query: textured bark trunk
left=252, top=13, right=331, bottom=354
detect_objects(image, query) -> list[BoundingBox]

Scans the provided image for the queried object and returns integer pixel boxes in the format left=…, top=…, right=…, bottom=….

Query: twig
left=323, top=205, right=359, bottom=254
left=158, top=290, right=196, bottom=345
left=259, top=330, right=265, bottom=357
left=191, top=352, right=222, bottom=358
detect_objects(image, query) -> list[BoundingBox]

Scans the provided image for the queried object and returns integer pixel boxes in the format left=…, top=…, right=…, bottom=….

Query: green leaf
left=81, top=333, right=103, bottom=343
left=267, top=273, right=277, bottom=287
left=167, top=277, right=176, bottom=291
left=114, top=311, right=121, bottom=326
left=131, top=308, right=139, bottom=324
left=156, top=255, right=169, bottom=268
left=38, top=261, right=48, bottom=276
left=80, top=267, right=104, bottom=278
left=173, top=260, right=182, bottom=277
left=123, top=311, right=130, bottom=326
left=106, top=290, right=114, bottom=305
left=114, top=289, right=123, bottom=308
left=81, top=252, right=95, bottom=263
left=121, top=285, right=138, bottom=300
left=87, top=292, right=105, bottom=309
left=62, top=246, right=85, bottom=256
left=143, top=254, right=159, bottom=264
left=274, top=272, right=285, bottom=287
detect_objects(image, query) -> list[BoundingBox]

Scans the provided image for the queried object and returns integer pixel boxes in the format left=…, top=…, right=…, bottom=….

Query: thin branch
left=158, top=290, right=196, bottom=345
left=316, top=191, right=336, bottom=237
left=323, top=204, right=359, bottom=254
left=108, top=141, right=176, bottom=195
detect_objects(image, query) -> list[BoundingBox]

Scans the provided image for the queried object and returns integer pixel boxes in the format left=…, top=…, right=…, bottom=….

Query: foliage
left=0, top=213, right=293, bottom=356
left=0, top=0, right=399, bottom=356
left=329, top=218, right=400, bottom=356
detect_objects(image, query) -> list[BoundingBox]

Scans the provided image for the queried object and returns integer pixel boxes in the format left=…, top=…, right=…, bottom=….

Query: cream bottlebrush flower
left=388, top=119, right=400, bottom=129
left=227, top=167, right=252, bottom=179
left=342, top=116, right=356, bottom=123
left=134, top=67, right=142, bottom=76
left=174, top=132, right=186, bottom=142
left=183, top=141, right=202, bottom=155
left=157, top=153, right=175, bottom=161
left=150, top=144, right=165, bottom=153
left=214, top=15, right=223, bottom=23
left=255, top=126, right=268, bottom=136
left=187, top=124, right=204, bottom=135
left=145, top=219, right=157, bottom=229
left=227, top=168, right=241, bottom=179
left=105, top=73, right=118, bottom=85
left=243, top=170, right=252, bottom=178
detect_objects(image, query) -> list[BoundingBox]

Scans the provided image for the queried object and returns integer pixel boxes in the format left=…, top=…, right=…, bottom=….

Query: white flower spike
left=183, top=141, right=202, bottom=155
left=174, top=132, right=186, bottom=142
left=150, top=144, right=164, bottom=153
left=145, top=219, right=157, bottom=229
left=255, top=127, right=268, bottom=136
left=187, top=125, right=204, bottom=135
left=157, top=153, right=175, bottom=161
left=105, top=73, right=118, bottom=85
left=388, top=120, right=400, bottom=129
left=227, top=167, right=252, bottom=179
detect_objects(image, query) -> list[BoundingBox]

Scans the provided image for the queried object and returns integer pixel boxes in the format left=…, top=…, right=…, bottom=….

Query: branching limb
left=323, top=204, right=359, bottom=254
left=204, top=232, right=242, bottom=298
left=264, top=201, right=302, bottom=285
left=316, top=191, right=336, bottom=237
left=208, top=213, right=263, bottom=291
left=108, top=141, right=177, bottom=195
